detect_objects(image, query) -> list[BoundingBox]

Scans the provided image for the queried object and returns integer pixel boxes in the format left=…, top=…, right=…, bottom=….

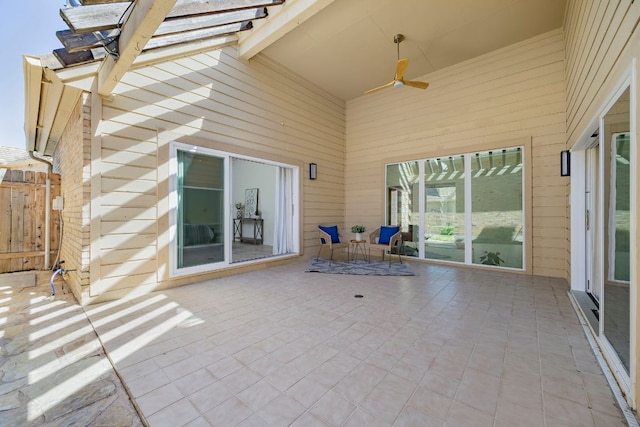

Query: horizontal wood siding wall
left=565, top=0, right=640, bottom=145
left=563, top=1, right=640, bottom=279
left=346, top=30, right=566, bottom=278
left=94, top=47, right=345, bottom=299
left=52, top=95, right=91, bottom=302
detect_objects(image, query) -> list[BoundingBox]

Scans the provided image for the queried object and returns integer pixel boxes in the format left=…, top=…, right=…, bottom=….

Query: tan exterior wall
left=564, top=0, right=640, bottom=409
left=564, top=1, right=640, bottom=281
left=89, top=47, right=346, bottom=302
left=52, top=94, right=92, bottom=302
left=345, top=29, right=566, bottom=278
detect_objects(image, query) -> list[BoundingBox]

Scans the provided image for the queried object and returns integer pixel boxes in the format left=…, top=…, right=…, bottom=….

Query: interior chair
left=317, top=225, right=349, bottom=263
left=369, top=226, right=403, bottom=266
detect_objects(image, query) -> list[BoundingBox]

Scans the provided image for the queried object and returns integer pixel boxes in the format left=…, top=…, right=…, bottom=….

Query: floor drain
left=354, top=295, right=364, bottom=298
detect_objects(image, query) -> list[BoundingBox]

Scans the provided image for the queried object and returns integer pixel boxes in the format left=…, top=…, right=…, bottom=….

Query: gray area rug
left=306, top=258, right=416, bottom=276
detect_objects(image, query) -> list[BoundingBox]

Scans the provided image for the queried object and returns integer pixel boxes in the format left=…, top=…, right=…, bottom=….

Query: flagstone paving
left=0, top=283, right=142, bottom=426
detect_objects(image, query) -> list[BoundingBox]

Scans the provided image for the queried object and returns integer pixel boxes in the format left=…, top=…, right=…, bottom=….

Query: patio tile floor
left=1, top=258, right=635, bottom=426
left=89, top=259, right=632, bottom=426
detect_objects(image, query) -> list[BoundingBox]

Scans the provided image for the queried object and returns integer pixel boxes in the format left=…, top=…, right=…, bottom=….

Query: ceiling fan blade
left=404, top=80, right=429, bottom=90
left=364, top=80, right=395, bottom=94
left=395, top=58, right=409, bottom=80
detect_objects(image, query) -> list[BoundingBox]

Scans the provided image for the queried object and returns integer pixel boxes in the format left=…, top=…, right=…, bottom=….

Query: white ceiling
left=259, top=0, right=567, bottom=101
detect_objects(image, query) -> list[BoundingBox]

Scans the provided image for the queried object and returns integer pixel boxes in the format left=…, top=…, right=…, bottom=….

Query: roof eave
left=23, top=55, right=85, bottom=156
left=23, top=56, right=44, bottom=152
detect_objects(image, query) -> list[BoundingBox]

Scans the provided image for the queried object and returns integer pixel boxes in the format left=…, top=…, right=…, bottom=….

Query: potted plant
left=479, top=251, right=504, bottom=266
left=351, top=224, right=366, bottom=241
left=235, top=202, right=244, bottom=218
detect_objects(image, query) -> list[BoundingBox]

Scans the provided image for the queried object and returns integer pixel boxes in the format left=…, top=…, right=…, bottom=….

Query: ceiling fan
left=365, top=34, right=429, bottom=94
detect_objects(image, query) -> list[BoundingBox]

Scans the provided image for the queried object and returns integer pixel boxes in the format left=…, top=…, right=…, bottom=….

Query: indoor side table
left=350, top=239, right=369, bottom=263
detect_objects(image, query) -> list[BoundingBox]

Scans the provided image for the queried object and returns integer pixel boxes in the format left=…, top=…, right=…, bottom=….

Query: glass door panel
left=424, top=156, right=465, bottom=262
left=603, top=131, right=631, bottom=373
left=177, top=150, right=225, bottom=268
left=471, top=148, right=523, bottom=268
left=386, top=162, right=419, bottom=257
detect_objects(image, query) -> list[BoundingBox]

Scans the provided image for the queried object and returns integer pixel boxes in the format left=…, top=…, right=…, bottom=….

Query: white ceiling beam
left=237, top=0, right=336, bottom=60
left=97, top=0, right=177, bottom=97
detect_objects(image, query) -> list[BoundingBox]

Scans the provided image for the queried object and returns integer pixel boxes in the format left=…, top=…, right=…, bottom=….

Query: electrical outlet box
left=52, top=196, right=64, bottom=211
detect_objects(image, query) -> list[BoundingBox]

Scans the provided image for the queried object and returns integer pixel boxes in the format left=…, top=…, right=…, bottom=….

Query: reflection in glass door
left=177, top=150, right=225, bottom=268
left=603, top=132, right=631, bottom=373
left=424, top=156, right=465, bottom=262
left=386, top=162, right=419, bottom=257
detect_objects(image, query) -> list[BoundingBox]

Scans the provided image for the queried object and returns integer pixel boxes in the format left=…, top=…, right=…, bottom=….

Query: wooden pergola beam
left=97, top=0, right=177, bottom=97
left=57, top=29, right=119, bottom=53
left=168, top=0, right=282, bottom=18
left=144, top=21, right=252, bottom=51
left=57, top=8, right=266, bottom=53
left=156, top=7, right=266, bottom=37
left=62, top=0, right=282, bottom=33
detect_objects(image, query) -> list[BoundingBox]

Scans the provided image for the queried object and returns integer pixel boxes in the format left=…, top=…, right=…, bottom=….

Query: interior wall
left=91, top=46, right=345, bottom=301
left=232, top=159, right=277, bottom=246
left=346, top=29, right=567, bottom=278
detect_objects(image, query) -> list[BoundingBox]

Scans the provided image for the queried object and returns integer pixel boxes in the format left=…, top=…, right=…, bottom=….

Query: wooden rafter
left=145, top=21, right=252, bottom=51
left=53, top=47, right=106, bottom=67
left=57, top=29, right=119, bottom=53
left=168, top=0, right=283, bottom=18
left=156, top=7, right=267, bottom=37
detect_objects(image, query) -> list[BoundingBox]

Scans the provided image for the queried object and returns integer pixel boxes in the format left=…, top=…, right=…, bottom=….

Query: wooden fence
left=0, top=169, right=60, bottom=273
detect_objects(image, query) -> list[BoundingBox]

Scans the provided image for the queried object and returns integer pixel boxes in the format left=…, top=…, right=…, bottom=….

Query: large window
left=386, top=146, right=524, bottom=269
left=170, top=142, right=300, bottom=276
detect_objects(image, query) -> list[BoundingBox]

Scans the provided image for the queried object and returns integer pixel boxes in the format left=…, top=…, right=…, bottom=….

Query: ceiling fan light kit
left=365, top=33, right=429, bottom=95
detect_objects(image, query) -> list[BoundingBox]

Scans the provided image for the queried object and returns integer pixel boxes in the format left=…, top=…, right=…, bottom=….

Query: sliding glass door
left=171, top=142, right=299, bottom=275
left=582, top=86, right=632, bottom=381
left=386, top=146, right=525, bottom=269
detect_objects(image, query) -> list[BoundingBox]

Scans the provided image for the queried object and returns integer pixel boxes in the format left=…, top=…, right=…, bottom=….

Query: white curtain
left=274, top=167, right=293, bottom=254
